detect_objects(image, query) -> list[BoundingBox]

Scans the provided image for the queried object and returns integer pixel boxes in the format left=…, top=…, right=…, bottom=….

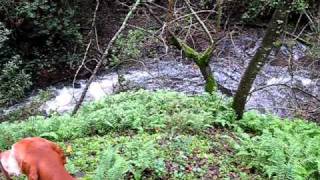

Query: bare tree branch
left=183, top=0, right=214, bottom=44
left=250, top=83, right=320, bottom=103
left=72, top=0, right=100, bottom=90
left=72, top=0, right=141, bottom=115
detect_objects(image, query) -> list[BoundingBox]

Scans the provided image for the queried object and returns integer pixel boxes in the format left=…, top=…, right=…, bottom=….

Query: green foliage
left=0, top=55, right=32, bottom=106
left=0, top=90, right=233, bottom=149
left=110, top=29, right=146, bottom=66
left=0, top=22, right=32, bottom=105
left=308, top=45, right=320, bottom=60
left=161, top=135, right=213, bottom=178
left=1, top=91, right=320, bottom=179
left=119, top=136, right=165, bottom=179
left=0, top=22, right=10, bottom=48
left=11, top=0, right=82, bottom=70
left=0, top=0, right=81, bottom=104
left=15, top=0, right=80, bottom=39
left=62, top=134, right=164, bottom=179
left=70, top=135, right=166, bottom=179
left=242, top=0, right=309, bottom=21
left=235, top=111, right=320, bottom=179
left=61, top=132, right=246, bottom=179
left=94, top=146, right=129, bottom=180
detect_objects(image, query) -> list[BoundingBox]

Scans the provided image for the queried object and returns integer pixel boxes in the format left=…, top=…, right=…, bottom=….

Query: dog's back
left=4, top=137, right=74, bottom=180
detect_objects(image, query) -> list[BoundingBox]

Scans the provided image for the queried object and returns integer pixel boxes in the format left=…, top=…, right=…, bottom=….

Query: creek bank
left=1, top=29, right=319, bottom=121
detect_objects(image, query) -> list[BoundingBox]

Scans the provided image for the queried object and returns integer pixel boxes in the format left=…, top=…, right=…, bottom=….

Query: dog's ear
left=53, top=144, right=67, bottom=165
left=48, top=142, right=66, bottom=165
left=39, top=138, right=66, bottom=165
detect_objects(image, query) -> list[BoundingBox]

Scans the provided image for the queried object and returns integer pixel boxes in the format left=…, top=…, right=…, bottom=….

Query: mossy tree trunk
left=179, top=41, right=217, bottom=93
left=165, top=0, right=217, bottom=94
left=170, top=36, right=217, bottom=93
left=232, top=1, right=293, bottom=119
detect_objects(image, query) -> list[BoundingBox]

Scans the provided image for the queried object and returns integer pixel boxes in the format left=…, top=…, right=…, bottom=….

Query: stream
left=1, top=29, right=320, bottom=120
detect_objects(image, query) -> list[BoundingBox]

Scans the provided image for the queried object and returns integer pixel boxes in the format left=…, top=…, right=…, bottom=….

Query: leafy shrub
left=0, top=0, right=81, bottom=101
left=0, top=90, right=234, bottom=148
left=0, top=22, right=32, bottom=106
left=118, top=136, right=165, bottom=179
left=241, top=0, right=309, bottom=21
left=94, top=146, right=129, bottom=180
left=110, top=29, right=146, bottom=66
left=11, top=0, right=82, bottom=71
left=0, top=56, right=32, bottom=106
left=64, top=134, right=166, bottom=179
left=235, top=111, right=320, bottom=179
left=0, top=22, right=10, bottom=47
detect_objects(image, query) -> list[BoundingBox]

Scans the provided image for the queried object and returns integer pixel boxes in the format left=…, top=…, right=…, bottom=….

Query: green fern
left=236, top=111, right=320, bottom=179
left=94, top=146, right=129, bottom=180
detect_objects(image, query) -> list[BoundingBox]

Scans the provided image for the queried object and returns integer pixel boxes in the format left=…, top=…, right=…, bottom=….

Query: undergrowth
left=0, top=90, right=233, bottom=148
left=0, top=90, right=319, bottom=179
left=236, top=112, right=320, bottom=179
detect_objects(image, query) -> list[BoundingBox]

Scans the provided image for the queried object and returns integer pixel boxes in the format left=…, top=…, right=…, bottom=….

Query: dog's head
left=0, top=149, right=21, bottom=177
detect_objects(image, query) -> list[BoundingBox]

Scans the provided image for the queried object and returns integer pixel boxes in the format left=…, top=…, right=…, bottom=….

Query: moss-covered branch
left=177, top=38, right=217, bottom=93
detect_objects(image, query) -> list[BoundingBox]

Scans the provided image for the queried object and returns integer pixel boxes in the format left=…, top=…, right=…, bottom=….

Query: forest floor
left=1, top=90, right=319, bottom=179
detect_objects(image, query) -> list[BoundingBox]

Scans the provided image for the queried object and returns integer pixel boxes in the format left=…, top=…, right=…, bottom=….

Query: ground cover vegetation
left=1, top=0, right=320, bottom=179
left=0, top=90, right=319, bottom=179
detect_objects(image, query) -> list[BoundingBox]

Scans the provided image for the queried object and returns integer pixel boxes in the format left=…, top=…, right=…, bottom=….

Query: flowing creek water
left=1, top=30, right=320, bottom=120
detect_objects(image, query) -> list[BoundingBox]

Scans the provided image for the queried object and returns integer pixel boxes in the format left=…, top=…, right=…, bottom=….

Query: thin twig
left=160, top=23, right=169, bottom=54
left=72, top=0, right=141, bottom=115
left=250, top=83, right=320, bottom=103
left=168, top=10, right=215, bottom=25
left=183, top=0, right=214, bottom=44
left=72, top=0, right=100, bottom=89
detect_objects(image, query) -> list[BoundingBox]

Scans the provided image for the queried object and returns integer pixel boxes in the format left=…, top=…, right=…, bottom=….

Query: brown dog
left=0, top=137, right=75, bottom=180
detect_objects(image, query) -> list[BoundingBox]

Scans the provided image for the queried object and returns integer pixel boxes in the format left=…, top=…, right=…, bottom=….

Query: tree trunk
left=215, top=0, right=223, bottom=31
left=148, top=6, right=218, bottom=94
left=197, top=62, right=216, bottom=93
left=179, top=41, right=217, bottom=94
left=162, top=0, right=217, bottom=94
left=232, top=1, right=292, bottom=119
